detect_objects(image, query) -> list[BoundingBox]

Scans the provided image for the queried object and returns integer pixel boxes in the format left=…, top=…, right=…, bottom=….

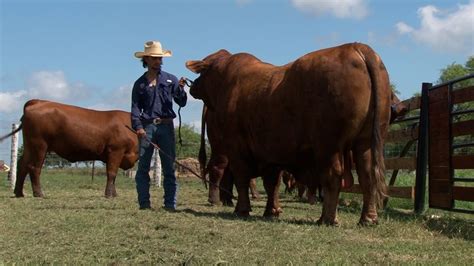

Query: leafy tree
left=175, top=124, right=204, bottom=159
left=17, top=144, right=72, bottom=169
left=44, top=152, right=72, bottom=169
left=438, top=57, right=474, bottom=88
left=464, top=56, right=474, bottom=73
left=390, top=83, right=400, bottom=95
left=437, top=56, right=474, bottom=155
left=438, top=63, right=470, bottom=84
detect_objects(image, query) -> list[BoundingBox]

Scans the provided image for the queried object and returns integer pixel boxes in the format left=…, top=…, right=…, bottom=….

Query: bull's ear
left=185, top=60, right=209, bottom=74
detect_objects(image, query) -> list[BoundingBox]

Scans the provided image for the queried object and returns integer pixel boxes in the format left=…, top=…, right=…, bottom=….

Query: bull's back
left=232, top=43, right=389, bottom=160
left=287, top=44, right=383, bottom=135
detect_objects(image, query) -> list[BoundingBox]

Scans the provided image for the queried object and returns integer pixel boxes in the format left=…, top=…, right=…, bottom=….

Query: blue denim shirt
left=131, top=70, right=187, bottom=130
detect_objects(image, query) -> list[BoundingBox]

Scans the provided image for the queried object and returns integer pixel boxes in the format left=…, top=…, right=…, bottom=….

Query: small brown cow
left=0, top=99, right=139, bottom=198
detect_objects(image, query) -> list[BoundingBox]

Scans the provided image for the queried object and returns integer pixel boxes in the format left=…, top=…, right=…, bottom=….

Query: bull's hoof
left=263, top=207, right=282, bottom=217
left=307, top=196, right=316, bottom=205
left=208, top=198, right=221, bottom=206
left=251, top=194, right=261, bottom=200
left=234, top=209, right=251, bottom=217
left=105, top=189, right=118, bottom=198
left=221, top=199, right=234, bottom=207
left=316, top=217, right=340, bottom=227
left=14, top=189, right=24, bottom=197
left=33, top=191, right=44, bottom=197
left=358, top=217, right=379, bottom=226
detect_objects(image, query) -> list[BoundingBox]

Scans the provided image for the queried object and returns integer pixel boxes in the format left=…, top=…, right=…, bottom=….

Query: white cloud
left=396, top=1, right=474, bottom=53
left=395, top=22, right=414, bottom=34
left=291, top=0, right=369, bottom=20
left=107, top=84, right=133, bottom=111
left=27, top=71, right=89, bottom=101
left=0, top=90, right=27, bottom=113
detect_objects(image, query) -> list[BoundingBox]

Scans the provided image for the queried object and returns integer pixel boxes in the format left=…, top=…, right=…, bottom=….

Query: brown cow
left=0, top=99, right=139, bottom=198
left=186, top=43, right=392, bottom=225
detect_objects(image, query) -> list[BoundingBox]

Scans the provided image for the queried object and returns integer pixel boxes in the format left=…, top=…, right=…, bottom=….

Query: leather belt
left=152, top=118, right=174, bottom=125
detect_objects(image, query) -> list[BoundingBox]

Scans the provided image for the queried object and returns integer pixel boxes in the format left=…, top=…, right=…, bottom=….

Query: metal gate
left=421, top=74, right=474, bottom=214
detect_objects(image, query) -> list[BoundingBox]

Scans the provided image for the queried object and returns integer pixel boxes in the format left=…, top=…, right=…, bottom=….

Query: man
left=131, top=40, right=187, bottom=210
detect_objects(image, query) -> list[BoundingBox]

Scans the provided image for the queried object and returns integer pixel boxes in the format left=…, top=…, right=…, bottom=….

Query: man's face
left=144, top=56, right=163, bottom=71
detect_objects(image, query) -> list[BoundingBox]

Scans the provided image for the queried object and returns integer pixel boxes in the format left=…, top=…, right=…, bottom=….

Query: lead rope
left=126, top=125, right=237, bottom=200
left=178, top=106, right=183, bottom=146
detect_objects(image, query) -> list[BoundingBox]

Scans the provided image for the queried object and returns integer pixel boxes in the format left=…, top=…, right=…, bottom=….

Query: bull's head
left=390, top=91, right=408, bottom=123
left=185, top=49, right=232, bottom=110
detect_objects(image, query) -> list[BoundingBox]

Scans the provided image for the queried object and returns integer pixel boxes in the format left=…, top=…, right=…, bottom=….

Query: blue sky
left=0, top=0, right=473, bottom=159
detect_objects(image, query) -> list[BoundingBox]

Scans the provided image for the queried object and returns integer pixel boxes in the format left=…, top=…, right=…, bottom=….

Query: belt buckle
left=153, top=118, right=162, bottom=125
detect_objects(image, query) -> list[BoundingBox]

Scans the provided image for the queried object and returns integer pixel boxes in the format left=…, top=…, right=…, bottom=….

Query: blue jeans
left=135, top=123, right=178, bottom=209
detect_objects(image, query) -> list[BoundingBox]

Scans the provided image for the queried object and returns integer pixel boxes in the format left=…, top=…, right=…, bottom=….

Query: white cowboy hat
left=134, top=41, right=172, bottom=58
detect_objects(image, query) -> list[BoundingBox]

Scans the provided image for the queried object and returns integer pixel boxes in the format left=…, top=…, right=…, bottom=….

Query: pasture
left=0, top=170, right=473, bottom=264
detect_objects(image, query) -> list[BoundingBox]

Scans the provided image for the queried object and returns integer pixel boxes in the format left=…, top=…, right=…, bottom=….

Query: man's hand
left=136, top=128, right=146, bottom=138
left=178, top=77, right=186, bottom=89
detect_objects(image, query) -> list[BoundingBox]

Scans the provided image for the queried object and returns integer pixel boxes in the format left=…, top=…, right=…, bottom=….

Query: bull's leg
left=105, top=157, right=121, bottom=198
left=262, top=170, right=282, bottom=217
left=23, top=143, right=47, bottom=197
left=231, top=160, right=252, bottom=217
left=342, top=150, right=354, bottom=188
left=14, top=156, right=29, bottom=197
left=29, top=164, right=45, bottom=197
left=234, top=176, right=252, bottom=217
left=249, top=178, right=260, bottom=200
left=208, top=155, right=228, bottom=205
left=354, top=145, right=379, bottom=225
left=317, top=184, right=324, bottom=202
left=297, top=182, right=306, bottom=199
left=317, top=153, right=343, bottom=226
left=306, top=185, right=317, bottom=205
left=219, top=167, right=234, bottom=206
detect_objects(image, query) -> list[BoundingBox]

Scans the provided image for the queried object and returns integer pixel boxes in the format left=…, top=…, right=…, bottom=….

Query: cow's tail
left=356, top=44, right=388, bottom=208
left=0, top=122, right=23, bottom=142
left=199, top=105, right=209, bottom=188
left=0, top=100, right=41, bottom=143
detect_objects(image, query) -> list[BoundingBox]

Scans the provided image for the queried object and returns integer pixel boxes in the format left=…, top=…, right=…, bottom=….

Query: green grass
left=1, top=170, right=473, bottom=264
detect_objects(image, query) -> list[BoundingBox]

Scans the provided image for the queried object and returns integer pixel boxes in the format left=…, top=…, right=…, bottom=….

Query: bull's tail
left=356, top=44, right=389, bottom=208
left=0, top=123, right=23, bottom=142
left=198, top=105, right=209, bottom=187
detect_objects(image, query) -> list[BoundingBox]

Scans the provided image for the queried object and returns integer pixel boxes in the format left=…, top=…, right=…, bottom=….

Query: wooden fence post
left=91, top=161, right=95, bottom=181
left=9, top=123, right=19, bottom=190
left=414, top=83, right=431, bottom=214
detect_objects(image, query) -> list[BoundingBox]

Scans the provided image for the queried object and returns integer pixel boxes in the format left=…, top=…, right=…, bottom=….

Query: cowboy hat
left=134, top=41, right=172, bottom=58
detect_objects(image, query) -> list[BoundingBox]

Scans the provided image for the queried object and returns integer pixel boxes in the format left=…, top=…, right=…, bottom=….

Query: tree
left=465, top=56, right=474, bottom=73
left=390, top=83, right=400, bottom=95
left=438, top=57, right=474, bottom=87
left=437, top=56, right=474, bottom=155
left=175, top=124, right=204, bottom=159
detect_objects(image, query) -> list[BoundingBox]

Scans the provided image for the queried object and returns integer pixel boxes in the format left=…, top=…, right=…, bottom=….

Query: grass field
left=0, top=170, right=473, bottom=264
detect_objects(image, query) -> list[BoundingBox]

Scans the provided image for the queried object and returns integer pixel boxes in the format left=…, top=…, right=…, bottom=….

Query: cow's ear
left=185, top=60, right=209, bottom=74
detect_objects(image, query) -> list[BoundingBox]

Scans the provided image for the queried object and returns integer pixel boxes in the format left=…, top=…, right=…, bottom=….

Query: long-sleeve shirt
left=131, top=70, right=187, bottom=130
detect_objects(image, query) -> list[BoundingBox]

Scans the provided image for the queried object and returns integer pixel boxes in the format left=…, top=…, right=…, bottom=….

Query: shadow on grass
left=424, top=216, right=474, bottom=241
left=181, top=208, right=320, bottom=226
